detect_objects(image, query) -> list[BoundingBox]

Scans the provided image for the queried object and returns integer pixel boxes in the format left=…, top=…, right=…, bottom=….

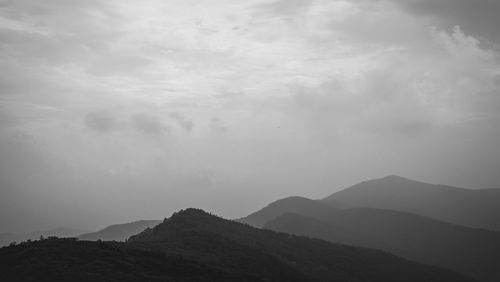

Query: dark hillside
left=0, top=209, right=475, bottom=282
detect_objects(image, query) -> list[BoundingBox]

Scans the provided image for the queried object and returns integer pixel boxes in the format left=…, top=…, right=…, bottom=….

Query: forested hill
left=129, top=208, right=474, bottom=282
left=0, top=209, right=475, bottom=282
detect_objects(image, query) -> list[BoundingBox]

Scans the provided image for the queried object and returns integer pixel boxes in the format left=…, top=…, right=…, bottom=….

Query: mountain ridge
left=236, top=196, right=335, bottom=227
left=323, top=175, right=500, bottom=231
left=78, top=219, right=161, bottom=242
left=128, top=208, right=474, bottom=282
left=1, top=208, right=474, bottom=282
left=238, top=185, right=500, bottom=282
left=263, top=209, right=500, bottom=282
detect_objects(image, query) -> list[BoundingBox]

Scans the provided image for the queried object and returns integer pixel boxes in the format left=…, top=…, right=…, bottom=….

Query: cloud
left=429, top=26, right=500, bottom=119
left=209, top=117, right=228, bottom=134
left=84, top=111, right=118, bottom=133
left=253, top=0, right=313, bottom=17
left=0, top=0, right=121, bottom=65
left=168, top=112, right=194, bottom=132
left=390, top=0, right=500, bottom=45
left=326, top=1, right=430, bottom=47
left=259, top=25, right=500, bottom=139
left=1, top=0, right=500, bottom=232
left=272, top=80, right=433, bottom=138
left=131, top=113, right=168, bottom=135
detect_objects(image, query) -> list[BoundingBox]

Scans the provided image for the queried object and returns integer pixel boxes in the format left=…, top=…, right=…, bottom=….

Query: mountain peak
left=323, top=175, right=500, bottom=232
left=128, top=208, right=223, bottom=243
left=3, top=208, right=474, bottom=282
left=377, top=175, right=412, bottom=182
left=353, top=175, right=424, bottom=188
left=170, top=208, right=213, bottom=219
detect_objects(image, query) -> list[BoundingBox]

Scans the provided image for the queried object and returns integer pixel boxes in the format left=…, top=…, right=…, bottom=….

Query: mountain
left=0, top=209, right=473, bottom=281
left=323, top=175, right=500, bottom=231
left=236, top=196, right=335, bottom=227
left=0, top=238, right=258, bottom=282
left=0, top=227, right=86, bottom=247
left=1, top=219, right=162, bottom=247
left=265, top=209, right=500, bottom=282
left=240, top=196, right=500, bottom=282
left=127, top=208, right=473, bottom=282
left=78, top=220, right=161, bottom=241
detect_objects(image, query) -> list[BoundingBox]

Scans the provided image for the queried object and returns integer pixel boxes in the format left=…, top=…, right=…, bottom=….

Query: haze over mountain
left=129, top=208, right=473, bottom=282
left=78, top=220, right=161, bottom=242
left=236, top=196, right=335, bottom=228
left=1, top=0, right=499, bottom=280
left=240, top=195, right=500, bottom=281
left=323, top=175, right=500, bottom=231
left=0, top=209, right=474, bottom=282
left=265, top=208, right=500, bottom=282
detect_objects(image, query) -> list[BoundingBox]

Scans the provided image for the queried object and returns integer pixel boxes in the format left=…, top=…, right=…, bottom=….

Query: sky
left=1, top=0, right=500, bottom=233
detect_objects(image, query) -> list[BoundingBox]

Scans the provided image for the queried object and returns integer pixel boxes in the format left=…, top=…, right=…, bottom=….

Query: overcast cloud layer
left=1, top=0, right=500, bottom=232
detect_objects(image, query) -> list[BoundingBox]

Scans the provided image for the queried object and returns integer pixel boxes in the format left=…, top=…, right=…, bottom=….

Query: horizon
left=1, top=174, right=495, bottom=234
left=1, top=0, right=500, bottom=234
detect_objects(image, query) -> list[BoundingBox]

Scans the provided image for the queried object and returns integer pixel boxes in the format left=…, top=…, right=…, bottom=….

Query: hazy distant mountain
left=129, top=208, right=472, bottom=282
left=240, top=196, right=500, bottom=281
left=0, top=228, right=86, bottom=247
left=323, top=175, right=500, bottom=231
left=78, top=220, right=161, bottom=241
left=0, top=209, right=473, bottom=281
left=264, top=208, right=500, bottom=282
left=236, top=196, right=335, bottom=227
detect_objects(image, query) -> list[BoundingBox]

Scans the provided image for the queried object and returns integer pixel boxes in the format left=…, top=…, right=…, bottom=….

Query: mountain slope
left=264, top=210, right=500, bottom=282
left=128, top=208, right=473, bottom=282
left=0, top=238, right=260, bottom=282
left=78, top=220, right=161, bottom=241
left=236, top=196, right=336, bottom=227
left=0, top=228, right=86, bottom=247
left=323, top=175, right=500, bottom=231
left=0, top=209, right=472, bottom=281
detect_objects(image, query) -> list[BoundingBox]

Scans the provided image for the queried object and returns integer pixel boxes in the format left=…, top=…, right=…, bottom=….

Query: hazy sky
left=1, top=0, right=500, bottom=233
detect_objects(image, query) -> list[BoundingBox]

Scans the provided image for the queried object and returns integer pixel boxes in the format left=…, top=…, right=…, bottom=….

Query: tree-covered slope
left=78, top=220, right=161, bottom=241
left=0, top=208, right=475, bottom=282
left=129, top=208, right=474, bottom=282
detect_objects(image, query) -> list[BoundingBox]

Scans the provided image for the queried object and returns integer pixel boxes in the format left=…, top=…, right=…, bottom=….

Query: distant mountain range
left=238, top=176, right=500, bottom=282
left=236, top=196, right=335, bottom=228
left=0, top=220, right=162, bottom=247
left=78, top=220, right=161, bottom=241
left=1, top=209, right=470, bottom=281
left=264, top=211, right=500, bottom=282
left=2, top=175, right=498, bottom=281
left=324, top=175, right=500, bottom=231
